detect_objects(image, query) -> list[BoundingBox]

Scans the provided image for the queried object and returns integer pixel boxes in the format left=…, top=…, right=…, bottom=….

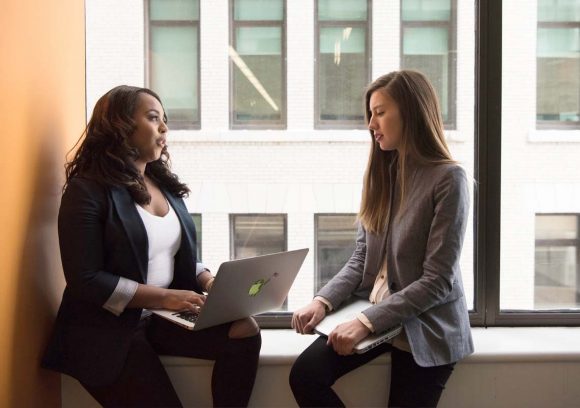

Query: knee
left=289, top=352, right=317, bottom=390
left=228, top=317, right=260, bottom=339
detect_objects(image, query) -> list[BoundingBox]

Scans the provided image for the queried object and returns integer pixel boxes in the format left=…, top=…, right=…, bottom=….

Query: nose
left=160, top=120, right=168, bottom=133
left=368, top=115, right=376, bottom=131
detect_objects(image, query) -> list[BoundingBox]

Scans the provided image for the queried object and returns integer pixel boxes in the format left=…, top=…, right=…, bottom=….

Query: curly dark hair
left=64, top=85, right=189, bottom=204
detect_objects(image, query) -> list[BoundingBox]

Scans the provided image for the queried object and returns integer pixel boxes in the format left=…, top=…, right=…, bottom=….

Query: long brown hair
left=64, top=85, right=189, bottom=203
left=358, top=70, right=455, bottom=233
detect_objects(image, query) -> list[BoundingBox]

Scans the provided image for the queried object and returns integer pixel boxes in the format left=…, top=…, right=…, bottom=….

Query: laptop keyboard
left=172, top=311, right=199, bottom=323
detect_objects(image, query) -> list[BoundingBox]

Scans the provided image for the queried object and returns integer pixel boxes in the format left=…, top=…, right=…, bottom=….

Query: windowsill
left=167, top=129, right=466, bottom=143
left=528, top=129, right=580, bottom=143
left=160, top=326, right=580, bottom=367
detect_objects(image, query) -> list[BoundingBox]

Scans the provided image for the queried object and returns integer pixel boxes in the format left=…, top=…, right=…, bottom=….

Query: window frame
left=190, top=213, right=202, bottom=261
left=314, top=213, right=358, bottom=294
left=477, top=0, right=580, bottom=327
left=534, top=213, right=580, bottom=306
left=228, top=0, right=287, bottom=130
left=144, top=0, right=201, bottom=130
left=400, top=0, right=458, bottom=130
left=314, top=0, right=372, bottom=129
left=229, top=213, right=288, bottom=261
left=536, top=19, right=580, bottom=130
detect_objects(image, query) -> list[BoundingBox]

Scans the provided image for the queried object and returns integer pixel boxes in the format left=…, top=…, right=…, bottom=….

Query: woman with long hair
left=42, top=85, right=261, bottom=407
left=290, top=70, right=473, bottom=407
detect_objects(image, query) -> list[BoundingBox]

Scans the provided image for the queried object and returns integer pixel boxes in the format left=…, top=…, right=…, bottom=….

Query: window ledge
left=161, top=327, right=580, bottom=367
left=167, top=129, right=465, bottom=144
left=528, top=129, right=580, bottom=143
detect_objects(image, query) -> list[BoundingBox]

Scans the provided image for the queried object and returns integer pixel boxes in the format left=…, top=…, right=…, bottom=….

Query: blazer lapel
left=163, top=189, right=197, bottom=262
left=110, top=186, right=149, bottom=282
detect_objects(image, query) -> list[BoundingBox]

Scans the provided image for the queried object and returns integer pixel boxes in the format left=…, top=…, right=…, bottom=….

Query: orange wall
left=0, top=1, right=85, bottom=406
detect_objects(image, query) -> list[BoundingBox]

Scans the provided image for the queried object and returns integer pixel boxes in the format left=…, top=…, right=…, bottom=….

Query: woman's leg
left=148, top=315, right=261, bottom=407
left=388, top=347, right=455, bottom=408
left=81, top=319, right=182, bottom=407
left=289, top=336, right=393, bottom=408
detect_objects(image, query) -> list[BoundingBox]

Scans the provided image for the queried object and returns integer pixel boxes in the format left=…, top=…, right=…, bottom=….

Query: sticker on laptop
left=248, top=272, right=279, bottom=296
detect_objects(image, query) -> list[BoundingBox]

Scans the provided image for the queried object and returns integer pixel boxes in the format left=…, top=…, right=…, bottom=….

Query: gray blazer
left=317, top=163, right=473, bottom=367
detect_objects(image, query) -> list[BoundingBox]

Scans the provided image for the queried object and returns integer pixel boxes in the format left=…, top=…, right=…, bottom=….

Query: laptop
left=151, top=248, right=309, bottom=331
left=314, top=298, right=403, bottom=354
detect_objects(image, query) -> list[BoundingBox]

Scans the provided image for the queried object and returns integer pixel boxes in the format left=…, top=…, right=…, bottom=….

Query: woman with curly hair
left=42, top=85, right=261, bottom=407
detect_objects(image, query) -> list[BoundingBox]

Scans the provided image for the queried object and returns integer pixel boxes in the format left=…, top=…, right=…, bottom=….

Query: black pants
left=289, top=336, right=455, bottom=408
left=81, top=316, right=262, bottom=408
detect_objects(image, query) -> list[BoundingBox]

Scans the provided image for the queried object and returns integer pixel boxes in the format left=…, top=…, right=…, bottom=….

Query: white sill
left=528, top=129, right=580, bottom=143
left=161, top=327, right=580, bottom=367
left=167, top=129, right=465, bottom=144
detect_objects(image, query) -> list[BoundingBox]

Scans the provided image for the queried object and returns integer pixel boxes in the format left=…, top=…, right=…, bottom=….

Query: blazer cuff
left=102, top=277, right=138, bottom=316
left=357, top=313, right=375, bottom=333
left=314, top=296, right=333, bottom=312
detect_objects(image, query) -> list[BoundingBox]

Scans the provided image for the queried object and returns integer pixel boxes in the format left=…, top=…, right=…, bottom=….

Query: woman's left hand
left=327, top=319, right=371, bottom=356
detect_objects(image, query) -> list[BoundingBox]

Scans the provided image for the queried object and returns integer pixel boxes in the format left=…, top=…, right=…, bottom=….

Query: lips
left=157, top=137, right=167, bottom=147
left=374, top=132, right=383, bottom=142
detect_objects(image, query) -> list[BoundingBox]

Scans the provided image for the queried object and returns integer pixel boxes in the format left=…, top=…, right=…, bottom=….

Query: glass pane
left=315, top=215, right=357, bottom=292
left=234, top=0, right=283, bottom=21
left=150, top=25, right=199, bottom=122
left=501, top=0, right=580, bottom=311
left=319, top=27, right=366, bottom=122
left=231, top=215, right=286, bottom=259
left=318, top=0, right=367, bottom=21
left=535, top=246, right=579, bottom=309
left=402, top=27, right=451, bottom=120
left=191, top=214, right=202, bottom=259
left=536, top=28, right=580, bottom=122
left=150, top=0, right=199, bottom=21
left=402, top=0, right=451, bottom=22
left=538, top=0, right=580, bottom=22
left=232, top=27, right=282, bottom=122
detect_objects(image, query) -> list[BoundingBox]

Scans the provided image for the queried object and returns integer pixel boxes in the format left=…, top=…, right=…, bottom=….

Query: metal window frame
left=399, top=0, right=458, bottom=130
left=314, top=0, right=372, bottom=129
left=314, top=213, right=358, bottom=294
left=144, top=0, right=201, bottom=130
left=536, top=19, right=580, bottom=129
left=228, top=0, right=287, bottom=129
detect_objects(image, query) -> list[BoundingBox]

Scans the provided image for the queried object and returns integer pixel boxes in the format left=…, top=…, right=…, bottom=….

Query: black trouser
left=81, top=316, right=262, bottom=408
left=289, top=336, right=455, bottom=408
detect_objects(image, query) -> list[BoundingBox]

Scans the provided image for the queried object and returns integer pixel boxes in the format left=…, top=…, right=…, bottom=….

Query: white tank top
left=135, top=201, right=182, bottom=288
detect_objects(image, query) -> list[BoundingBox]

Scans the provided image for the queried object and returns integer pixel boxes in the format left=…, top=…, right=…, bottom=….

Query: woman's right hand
left=162, top=289, right=206, bottom=313
left=291, top=300, right=327, bottom=334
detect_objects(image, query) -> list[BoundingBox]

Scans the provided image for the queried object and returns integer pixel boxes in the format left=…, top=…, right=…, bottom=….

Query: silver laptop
left=151, top=248, right=309, bottom=331
left=314, top=298, right=402, bottom=354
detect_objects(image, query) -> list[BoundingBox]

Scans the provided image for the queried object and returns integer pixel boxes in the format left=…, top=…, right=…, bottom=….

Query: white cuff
left=196, top=262, right=209, bottom=276
left=103, top=277, right=139, bottom=316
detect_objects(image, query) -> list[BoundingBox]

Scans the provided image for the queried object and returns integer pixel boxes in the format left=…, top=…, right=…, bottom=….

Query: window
left=315, top=214, right=357, bottom=293
left=146, top=0, right=200, bottom=129
left=496, top=0, right=580, bottom=324
left=401, top=0, right=457, bottom=128
left=536, top=0, right=580, bottom=128
left=315, top=0, right=371, bottom=128
left=230, top=214, right=287, bottom=259
left=230, top=0, right=286, bottom=128
left=191, top=213, right=202, bottom=260
left=534, top=214, right=580, bottom=309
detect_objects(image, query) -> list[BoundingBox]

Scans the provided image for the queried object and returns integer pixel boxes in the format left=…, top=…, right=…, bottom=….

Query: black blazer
left=42, top=177, right=201, bottom=386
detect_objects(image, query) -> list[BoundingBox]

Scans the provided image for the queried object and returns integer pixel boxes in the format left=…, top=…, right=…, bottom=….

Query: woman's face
left=128, top=93, right=168, bottom=169
left=367, top=90, right=403, bottom=152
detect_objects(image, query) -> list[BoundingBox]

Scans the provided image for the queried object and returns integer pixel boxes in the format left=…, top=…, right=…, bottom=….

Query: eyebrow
left=370, top=104, right=384, bottom=111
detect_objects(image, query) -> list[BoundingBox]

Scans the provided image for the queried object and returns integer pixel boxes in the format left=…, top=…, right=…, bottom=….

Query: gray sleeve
left=102, top=277, right=139, bottom=316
